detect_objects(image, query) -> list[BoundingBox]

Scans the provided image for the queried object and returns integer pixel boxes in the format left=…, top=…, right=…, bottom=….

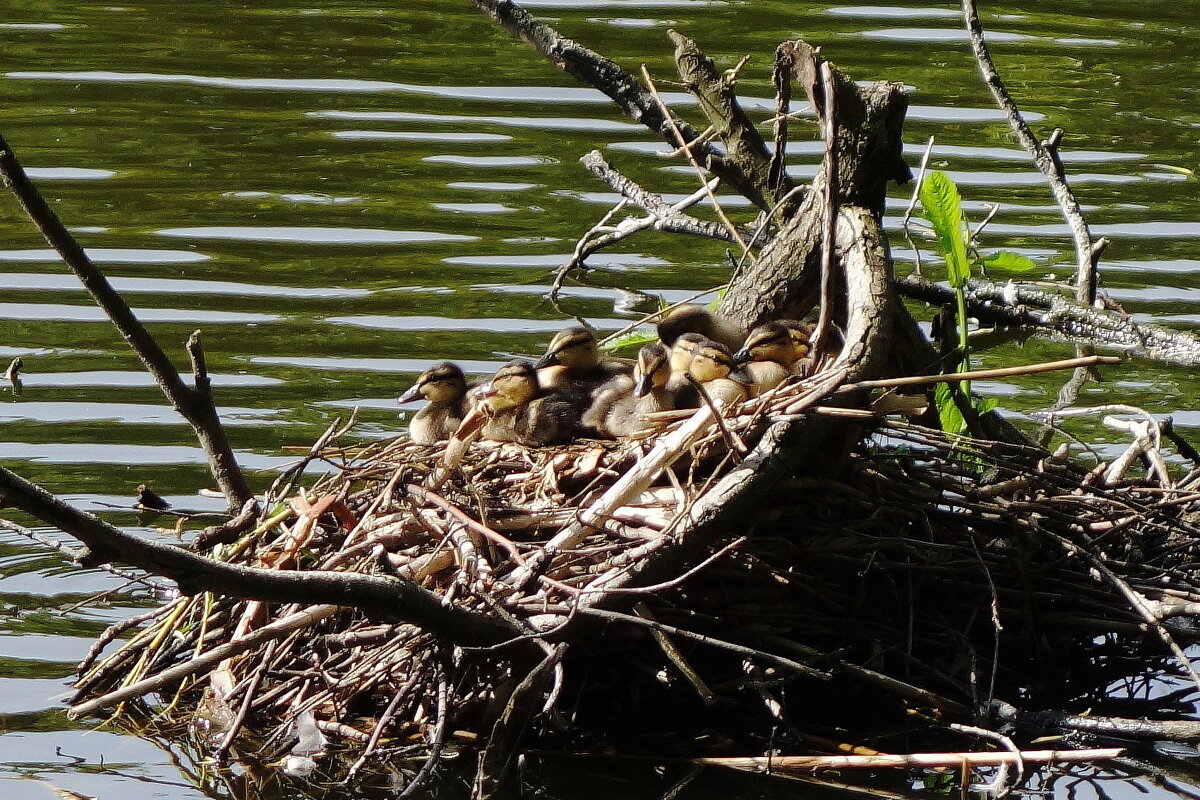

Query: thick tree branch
left=0, top=464, right=524, bottom=649
left=468, top=0, right=771, bottom=210
left=0, top=132, right=253, bottom=509
left=897, top=275, right=1200, bottom=366
left=668, top=29, right=794, bottom=215
left=718, top=42, right=909, bottom=329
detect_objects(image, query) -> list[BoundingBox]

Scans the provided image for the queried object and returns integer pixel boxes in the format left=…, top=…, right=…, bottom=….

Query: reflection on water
left=1, top=0, right=1198, bottom=796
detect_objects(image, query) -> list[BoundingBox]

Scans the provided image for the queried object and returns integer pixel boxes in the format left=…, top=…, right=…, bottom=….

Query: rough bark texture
left=899, top=275, right=1200, bottom=366
left=0, top=464, right=525, bottom=649
left=718, top=42, right=910, bottom=329
left=669, top=29, right=791, bottom=215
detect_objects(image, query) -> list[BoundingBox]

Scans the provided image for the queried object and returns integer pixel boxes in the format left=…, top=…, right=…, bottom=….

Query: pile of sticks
left=64, top=354, right=1200, bottom=788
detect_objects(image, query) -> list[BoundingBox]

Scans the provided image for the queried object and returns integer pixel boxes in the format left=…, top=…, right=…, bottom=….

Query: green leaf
left=934, top=381, right=968, bottom=437
left=919, top=170, right=971, bottom=287
left=602, top=328, right=658, bottom=354
left=982, top=250, right=1038, bottom=274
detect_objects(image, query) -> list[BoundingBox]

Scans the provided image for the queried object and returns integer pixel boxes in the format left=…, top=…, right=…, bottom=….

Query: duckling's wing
left=581, top=374, right=635, bottom=436
left=519, top=393, right=579, bottom=446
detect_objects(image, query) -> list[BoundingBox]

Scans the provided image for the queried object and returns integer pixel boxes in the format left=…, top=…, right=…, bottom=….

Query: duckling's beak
left=534, top=351, right=560, bottom=369
left=633, top=372, right=654, bottom=398
left=732, top=346, right=752, bottom=365
left=474, top=381, right=498, bottom=399
left=729, top=367, right=754, bottom=385
left=397, top=383, right=423, bottom=404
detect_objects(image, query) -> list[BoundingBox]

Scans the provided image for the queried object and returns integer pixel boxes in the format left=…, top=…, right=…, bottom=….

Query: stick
left=467, top=0, right=768, bottom=208
left=811, top=60, right=839, bottom=356
left=69, top=604, right=340, bottom=718
left=694, top=748, right=1124, bottom=771
left=960, top=0, right=1098, bottom=305
left=0, top=132, right=252, bottom=509
left=579, top=606, right=827, bottom=680
left=841, top=354, right=1120, bottom=392
left=506, top=403, right=720, bottom=588
left=0, top=464, right=525, bottom=649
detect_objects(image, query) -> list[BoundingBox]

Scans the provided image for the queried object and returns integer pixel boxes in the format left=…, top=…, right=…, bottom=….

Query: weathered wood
left=719, top=42, right=909, bottom=329
left=898, top=275, right=1200, bottom=366
left=669, top=30, right=793, bottom=215
left=468, top=0, right=773, bottom=211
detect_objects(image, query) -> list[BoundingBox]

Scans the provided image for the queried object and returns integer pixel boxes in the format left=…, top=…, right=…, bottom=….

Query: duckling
left=687, top=338, right=750, bottom=406
left=398, top=362, right=469, bottom=444
left=535, top=325, right=631, bottom=402
left=665, top=332, right=706, bottom=409
left=478, top=360, right=577, bottom=446
left=732, top=321, right=807, bottom=396
left=584, top=342, right=676, bottom=437
left=656, top=304, right=746, bottom=352
left=778, top=319, right=817, bottom=376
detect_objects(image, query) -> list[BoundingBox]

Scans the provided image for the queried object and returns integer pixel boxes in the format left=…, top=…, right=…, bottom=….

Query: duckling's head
left=734, top=322, right=797, bottom=367
left=479, top=360, right=539, bottom=413
left=657, top=304, right=744, bottom=350
left=687, top=339, right=742, bottom=384
left=668, top=332, right=706, bottom=375
left=777, top=320, right=813, bottom=359
left=535, top=325, right=599, bottom=372
left=657, top=304, right=713, bottom=346
left=633, top=342, right=671, bottom=397
left=398, top=362, right=467, bottom=406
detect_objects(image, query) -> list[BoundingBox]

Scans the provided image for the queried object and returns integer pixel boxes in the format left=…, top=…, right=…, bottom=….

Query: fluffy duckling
left=778, top=319, right=815, bottom=376
left=656, top=304, right=746, bottom=352
left=398, top=362, right=469, bottom=444
left=478, top=360, right=577, bottom=446
left=536, top=325, right=631, bottom=401
left=584, top=342, right=676, bottom=437
left=687, top=338, right=750, bottom=406
left=732, top=321, right=807, bottom=396
left=665, top=332, right=704, bottom=409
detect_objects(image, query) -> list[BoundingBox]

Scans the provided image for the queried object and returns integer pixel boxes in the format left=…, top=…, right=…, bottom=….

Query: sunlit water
left=0, top=1, right=1197, bottom=797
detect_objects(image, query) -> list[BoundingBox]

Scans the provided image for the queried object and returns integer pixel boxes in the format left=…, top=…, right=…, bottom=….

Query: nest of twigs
left=69, top=371, right=1200, bottom=782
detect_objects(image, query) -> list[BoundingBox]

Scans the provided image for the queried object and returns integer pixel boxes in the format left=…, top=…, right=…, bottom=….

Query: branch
left=0, top=464, right=524, bottom=649
left=468, top=0, right=770, bottom=209
left=961, top=0, right=1098, bottom=304
left=897, top=275, right=1200, bottom=365
left=0, top=132, right=252, bottom=509
left=668, top=30, right=793, bottom=215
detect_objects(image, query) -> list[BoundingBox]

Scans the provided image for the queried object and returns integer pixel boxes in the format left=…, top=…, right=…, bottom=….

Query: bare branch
left=0, top=132, right=252, bottom=509
left=468, top=0, right=770, bottom=208
left=0, top=464, right=524, bottom=650
left=961, top=0, right=1099, bottom=305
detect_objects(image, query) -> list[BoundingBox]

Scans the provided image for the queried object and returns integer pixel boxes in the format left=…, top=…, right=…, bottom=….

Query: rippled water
left=1, top=0, right=1197, bottom=796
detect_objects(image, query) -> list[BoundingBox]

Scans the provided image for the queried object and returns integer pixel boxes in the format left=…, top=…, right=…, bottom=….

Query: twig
left=901, top=136, right=936, bottom=276
left=811, top=60, right=839, bottom=356
left=398, top=669, right=450, bottom=799
left=577, top=607, right=828, bottom=680
left=467, top=0, right=767, bottom=206
left=640, top=65, right=751, bottom=255
left=949, top=722, right=1023, bottom=798
left=960, top=0, right=1098, bottom=305
left=0, top=132, right=252, bottom=508
left=841, top=354, right=1119, bottom=393
left=633, top=601, right=716, bottom=705
left=597, top=284, right=728, bottom=349
left=0, top=464, right=527, bottom=649
left=693, top=748, right=1123, bottom=771
left=70, top=604, right=340, bottom=718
